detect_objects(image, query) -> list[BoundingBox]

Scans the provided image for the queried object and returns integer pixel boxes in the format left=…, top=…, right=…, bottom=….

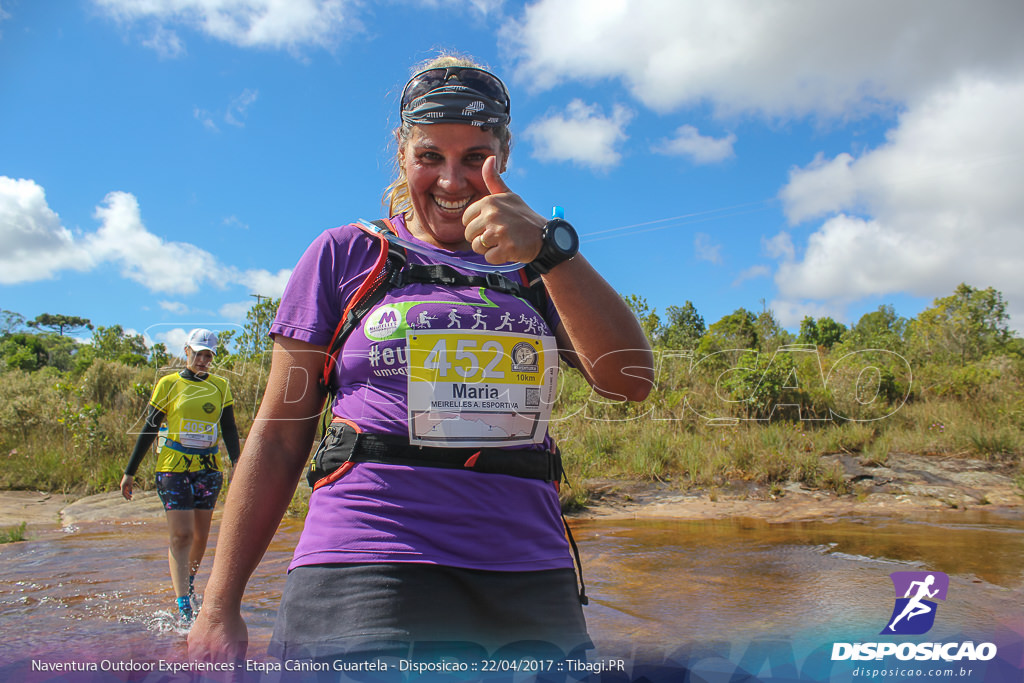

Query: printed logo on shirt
left=362, top=294, right=500, bottom=343
left=365, top=305, right=405, bottom=341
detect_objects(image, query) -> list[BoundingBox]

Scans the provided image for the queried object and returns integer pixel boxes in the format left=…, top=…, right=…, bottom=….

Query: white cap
left=185, top=328, right=218, bottom=354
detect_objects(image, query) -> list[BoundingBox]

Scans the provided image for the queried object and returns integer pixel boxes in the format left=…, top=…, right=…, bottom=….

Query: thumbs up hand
left=463, top=155, right=545, bottom=264
left=480, top=153, right=512, bottom=196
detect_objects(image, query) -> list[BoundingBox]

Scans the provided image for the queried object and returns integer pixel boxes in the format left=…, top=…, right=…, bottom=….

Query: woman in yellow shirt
left=120, top=328, right=240, bottom=624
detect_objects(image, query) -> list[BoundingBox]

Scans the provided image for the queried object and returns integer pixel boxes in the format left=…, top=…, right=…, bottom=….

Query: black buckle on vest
left=484, top=271, right=514, bottom=294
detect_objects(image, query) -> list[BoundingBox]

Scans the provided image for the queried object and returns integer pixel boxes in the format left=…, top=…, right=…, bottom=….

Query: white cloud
left=693, top=232, right=722, bottom=265
left=159, top=301, right=190, bottom=314
left=194, top=107, right=218, bottom=131
left=90, top=191, right=228, bottom=294
left=780, top=153, right=858, bottom=224
left=770, top=299, right=845, bottom=328
left=524, top=99, right=632, bottom=170
left=93, top=0, right=356, bottom=53
left=235, top=268, right=291, bottom=298
left=656, top=125, right=736, bottom=164
left=763, top=231, right=795, bottom=261
left=733, top=264, right=771, bottom=287
left=504, top=0, right=1024, bottom=331
left=218, top=301, right=254, bottom=321
left=410, top=0, right=503, bottom=14
left=155, top=327, right=191, bottom=355
left=142, top=25, right=186, bottom=58
left=507, top=0, right=1024, bottom=117
left=194, top=89, right=259, bottom=132
left=223, top=215, right=249, bottom=230
left=0, top=177, right=92, bottom=283
left=0, top=178, right=293, bottom=299
left=224, top=88, right=258, bottom=127
left=774, top=76, right=1024, bottom=325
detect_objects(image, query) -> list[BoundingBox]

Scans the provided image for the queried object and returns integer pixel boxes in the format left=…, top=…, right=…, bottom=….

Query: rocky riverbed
left=1, top=452, right=1021, bottom=532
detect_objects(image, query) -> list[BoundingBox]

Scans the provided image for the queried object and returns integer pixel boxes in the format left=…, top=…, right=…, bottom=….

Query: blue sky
left=3, top=0, right=1024, bottom=353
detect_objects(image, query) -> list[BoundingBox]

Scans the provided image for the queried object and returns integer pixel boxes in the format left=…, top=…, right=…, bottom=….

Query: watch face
left=553, top=225, right=576, bottom=251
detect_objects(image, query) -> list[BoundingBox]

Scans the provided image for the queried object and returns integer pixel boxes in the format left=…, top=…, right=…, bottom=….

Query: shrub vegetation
left=2, top=283, right=1022, bottom=515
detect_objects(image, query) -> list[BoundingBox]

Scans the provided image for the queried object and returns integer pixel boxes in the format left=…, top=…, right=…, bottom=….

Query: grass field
left=2, top=351, right=1022, bottom=518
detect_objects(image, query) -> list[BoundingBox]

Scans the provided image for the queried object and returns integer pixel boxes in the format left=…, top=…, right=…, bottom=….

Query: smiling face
left=400, top=123, right=506, bottom=249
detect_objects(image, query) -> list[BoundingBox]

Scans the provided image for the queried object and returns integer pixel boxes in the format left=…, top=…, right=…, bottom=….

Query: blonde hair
left=383, top=52, right=512, bottom=218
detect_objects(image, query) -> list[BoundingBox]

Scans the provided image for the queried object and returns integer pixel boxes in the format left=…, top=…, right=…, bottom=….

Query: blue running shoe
left=176, top=595, right=194, bottom=625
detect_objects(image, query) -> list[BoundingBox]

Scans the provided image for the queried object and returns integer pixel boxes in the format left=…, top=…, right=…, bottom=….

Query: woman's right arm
left=120, top=405, right=166, bottom=501
left=188, top=336, right=327, bottom=662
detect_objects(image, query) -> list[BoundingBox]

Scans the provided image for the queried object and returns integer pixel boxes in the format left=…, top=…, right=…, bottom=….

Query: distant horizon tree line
left=2, top=283, right=1021, bottom=376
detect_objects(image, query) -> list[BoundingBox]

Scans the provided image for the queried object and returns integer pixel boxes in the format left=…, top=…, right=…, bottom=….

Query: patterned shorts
left=155, top=470, right=223, bottom=510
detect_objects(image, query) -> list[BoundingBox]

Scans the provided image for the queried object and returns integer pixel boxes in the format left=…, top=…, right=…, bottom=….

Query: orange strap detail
left=312, top=460, right=355, bottom=492
left=330, top=416, right=363, bottom=433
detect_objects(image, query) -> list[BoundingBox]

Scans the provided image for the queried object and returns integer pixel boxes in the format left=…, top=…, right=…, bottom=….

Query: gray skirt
left=268, top=563, right=592, bottom=662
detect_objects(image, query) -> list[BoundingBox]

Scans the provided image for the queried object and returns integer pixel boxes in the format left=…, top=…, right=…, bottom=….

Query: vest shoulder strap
left=320, top=220, right=405, bottom=391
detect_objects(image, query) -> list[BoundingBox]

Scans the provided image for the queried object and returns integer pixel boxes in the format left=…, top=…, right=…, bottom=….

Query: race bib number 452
left=406, top=329, right=558, bottom=447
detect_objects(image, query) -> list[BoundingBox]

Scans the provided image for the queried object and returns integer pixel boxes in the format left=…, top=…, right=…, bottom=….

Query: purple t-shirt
left=270, top=215, right=573, bottom=572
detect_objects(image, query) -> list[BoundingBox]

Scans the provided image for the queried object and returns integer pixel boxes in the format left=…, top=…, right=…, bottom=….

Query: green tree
left=908, top=283, right=1013, bottom=366
left=149, top=342, right=170, bottom=368
left=624, top=294, right=660, bottom=343
left=697, top=308, right=758, bottom=357
left=1, top=333, right=48, bottom=371
left=844, top=305, right=906, bottom=352
left=237, top=298, right=281, bottom=358
left=798, top=316, right=846, bottom=349
left=797, top=316, right=818, bottom=345
left=215, top=329, right=237, bottom=357
left=27, top=313, right=93, bottom=336
left=91, top=325, right=149, bottom=366
left=208, top=329, right=239, bottom=370
left=659, top=301, right=705, bottom=350
left=1, top=310, right=26, bottom=336
left=722, top=348, right=799, bottom=420
left=754, top=307, right=790, bottom=353
left=816, top=317, right=847, bottom=348
left=39, top=332, right=83, bottom=372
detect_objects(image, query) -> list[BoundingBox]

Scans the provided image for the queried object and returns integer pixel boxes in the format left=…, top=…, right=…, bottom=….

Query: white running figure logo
left=888, top=574, right=939, bottom=631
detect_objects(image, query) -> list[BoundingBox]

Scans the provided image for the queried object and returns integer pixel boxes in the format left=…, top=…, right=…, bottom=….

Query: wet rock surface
left=0, top=490, right=165, bottom=531
left=572, top=451, right=1023, bottom=523
left=2, top=452, right=1021, bottom=531
left=60, top=490, right=165, bottom=526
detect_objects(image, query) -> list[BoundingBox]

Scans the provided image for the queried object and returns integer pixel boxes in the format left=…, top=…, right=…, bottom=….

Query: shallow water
left=576, top=513, right=1024, bottom=655
left=1, top=510, right=1022, bottom=679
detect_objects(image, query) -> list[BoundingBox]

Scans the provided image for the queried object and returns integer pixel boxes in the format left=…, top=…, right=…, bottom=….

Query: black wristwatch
left=530, top=218, right=579, bottom=274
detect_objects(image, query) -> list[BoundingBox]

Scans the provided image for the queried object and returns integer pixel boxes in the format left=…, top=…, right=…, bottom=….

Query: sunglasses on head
left=401, top=66, right=511, bottom=114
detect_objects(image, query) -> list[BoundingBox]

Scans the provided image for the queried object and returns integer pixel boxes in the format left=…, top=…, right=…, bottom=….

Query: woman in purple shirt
left=190, top=53, right=653, bottom=665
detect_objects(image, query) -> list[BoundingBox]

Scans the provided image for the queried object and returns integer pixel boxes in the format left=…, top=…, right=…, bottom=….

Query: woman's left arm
left=544, top=256, right=654, bottom=401
left=219, top=404, right=241, bottom=466
left=464, top=156, right=654, bottom=401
